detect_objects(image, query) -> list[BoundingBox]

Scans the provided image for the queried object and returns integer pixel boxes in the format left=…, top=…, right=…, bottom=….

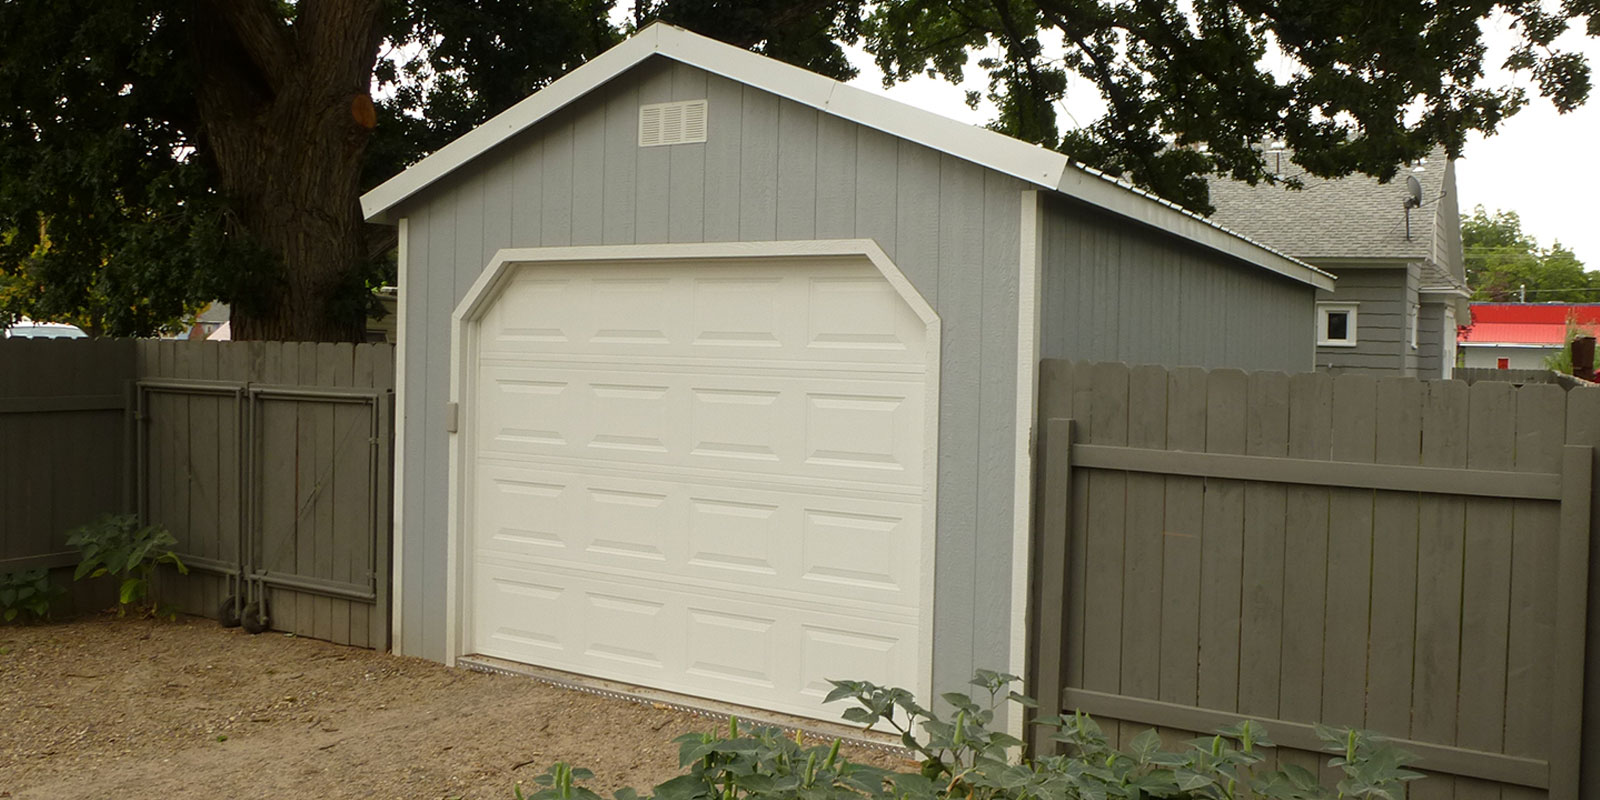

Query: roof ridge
left=360, top=22, right=1332, bottom=290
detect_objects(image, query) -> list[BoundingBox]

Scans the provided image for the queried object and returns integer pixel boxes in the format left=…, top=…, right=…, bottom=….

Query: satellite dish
left=1404, top=175, right=1424, bottom=209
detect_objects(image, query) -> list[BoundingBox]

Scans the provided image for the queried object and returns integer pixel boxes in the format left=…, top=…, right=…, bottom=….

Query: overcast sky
left=839, top=21, right=1600, bottom=269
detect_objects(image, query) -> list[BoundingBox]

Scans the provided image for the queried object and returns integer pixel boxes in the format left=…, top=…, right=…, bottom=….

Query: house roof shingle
left=1205, top=147, right=1451, bottom=263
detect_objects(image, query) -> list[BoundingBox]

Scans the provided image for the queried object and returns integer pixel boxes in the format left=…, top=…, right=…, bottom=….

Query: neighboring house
left=1208, top=146, right=1472, bottom=378
left=359, top=23, right=1332, bottom=726
left=1458, top=303, right=1600, bottom=370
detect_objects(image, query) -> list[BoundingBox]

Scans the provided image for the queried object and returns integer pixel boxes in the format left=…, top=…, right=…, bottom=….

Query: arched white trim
left=442, top=239, right=941, bottom=707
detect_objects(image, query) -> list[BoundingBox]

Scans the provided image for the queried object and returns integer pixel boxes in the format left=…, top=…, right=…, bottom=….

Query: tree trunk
left=191, top=0, right=384, bottom=342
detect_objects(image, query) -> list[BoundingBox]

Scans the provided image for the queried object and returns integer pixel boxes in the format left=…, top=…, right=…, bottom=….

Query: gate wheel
left=240, top=601, right=269, bottom=635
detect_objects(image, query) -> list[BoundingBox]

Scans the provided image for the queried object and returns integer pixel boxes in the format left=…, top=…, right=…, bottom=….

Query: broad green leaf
left=1129, top=729, right=1162, bottom=763
left=840, top=707, right=877, bottom=724
left=652, top=774, right=711, bottom=800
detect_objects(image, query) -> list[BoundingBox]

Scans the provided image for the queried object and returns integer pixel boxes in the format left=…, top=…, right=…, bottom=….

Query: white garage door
left=463, top=255, right=932, bottom=720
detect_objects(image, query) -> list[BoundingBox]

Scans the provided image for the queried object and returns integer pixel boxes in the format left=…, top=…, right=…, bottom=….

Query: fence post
left=1554, top=444, right=1593, bottom=800
left=1030, top=417, right=1074, bottom=754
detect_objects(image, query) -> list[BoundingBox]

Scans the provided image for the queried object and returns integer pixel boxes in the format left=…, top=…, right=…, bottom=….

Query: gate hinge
left=445, top=401, right=459, bottom=434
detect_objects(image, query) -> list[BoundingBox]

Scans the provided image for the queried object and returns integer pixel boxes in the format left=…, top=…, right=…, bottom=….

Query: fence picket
left=1197, top=368, right=1247, bottom=714
left=1118, top=365, right=1167, bottom=722
left=1275, top=370, right=1333, bottom=779
left=1457, top=381, right=1517, bottom=800
left=1566, top=388, right=1600, bottom=799
left=1082, top=362, right=1129, bottom=716
left=1158, top=366, right=1207, bottom=709
left=1411, top=379, right=1470, bottom=800
left=1238, top=370, right=1289, bottom=727
left=1506, top=384, right=1566, bottom=800
left=1366, top=377, right=1423, bottom=738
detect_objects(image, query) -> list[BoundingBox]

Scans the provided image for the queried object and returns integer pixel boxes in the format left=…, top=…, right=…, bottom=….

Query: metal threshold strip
left=455, top=655, right=912, bottom=758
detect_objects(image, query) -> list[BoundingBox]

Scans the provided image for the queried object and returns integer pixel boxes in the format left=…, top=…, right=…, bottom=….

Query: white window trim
left=1317, top=302, right=1359, bottom=347
left=1410, top=302, right=1420, bottom=350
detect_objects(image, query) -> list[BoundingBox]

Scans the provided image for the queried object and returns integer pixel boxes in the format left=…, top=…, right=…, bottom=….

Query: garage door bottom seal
left=456, top=654, right=911, bottom=757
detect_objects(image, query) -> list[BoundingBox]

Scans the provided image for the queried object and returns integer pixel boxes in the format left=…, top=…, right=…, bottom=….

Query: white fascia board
left=362, top=22, right=1065, bottom=223
left=651, top=24, right=1067, bottom=189
left=1420, top=286, right=1472, bottom=298
left=362, top=21, right=1332, bottom=292
left=360, top=26, right=666, bottom=223
left=1458, top=342, right=1561, bottom=350
left=1053, top=168, right=1336, bottom=291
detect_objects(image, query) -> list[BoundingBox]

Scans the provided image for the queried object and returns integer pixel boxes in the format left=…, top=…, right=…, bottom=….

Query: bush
left=65, top=513, right=187, bottom=616
left=519, top=670, right=1422, bottom=800
left=0, top=568, right=64, bottom=622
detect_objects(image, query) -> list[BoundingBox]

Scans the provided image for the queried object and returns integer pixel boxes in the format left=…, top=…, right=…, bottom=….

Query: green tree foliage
left=1, top=1, right=1595, bottom=338
left=0, top=0, right=853, bottom=340
left=1463, top=206, right=1597, bottom=302
left=862, top=1, right=1598, bottom=213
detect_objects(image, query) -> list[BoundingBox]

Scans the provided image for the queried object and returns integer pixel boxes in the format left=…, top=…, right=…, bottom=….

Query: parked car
left=3, top=321, right=88, bottom=339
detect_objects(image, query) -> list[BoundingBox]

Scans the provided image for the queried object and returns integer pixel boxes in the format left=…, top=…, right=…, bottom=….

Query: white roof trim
left=360, top=22, right=1333, bottom=291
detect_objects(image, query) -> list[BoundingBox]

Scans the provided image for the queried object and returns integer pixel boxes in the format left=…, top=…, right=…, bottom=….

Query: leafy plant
left=522, top=671, right=1423, bottom=800
left=65, top=513, right=187, bottom=615
left=0, top=568, right=64, bottom=622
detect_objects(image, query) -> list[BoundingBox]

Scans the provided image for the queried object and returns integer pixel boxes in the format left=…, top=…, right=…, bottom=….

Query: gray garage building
left=360, top=22, right=1331, bottom=726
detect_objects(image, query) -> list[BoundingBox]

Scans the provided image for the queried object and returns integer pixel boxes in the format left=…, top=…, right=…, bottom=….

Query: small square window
left=1327, top=311, right=1349, bottom=341
left=1317, top=303, right=1358, bottom=347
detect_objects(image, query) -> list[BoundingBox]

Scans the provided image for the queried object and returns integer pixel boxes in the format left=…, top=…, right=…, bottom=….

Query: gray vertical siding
left=1038, top=195, right=1316, bottom=371
left=392, top=57, right=1025, bottom=698
left=1312, top=266, right=1410, bottom=373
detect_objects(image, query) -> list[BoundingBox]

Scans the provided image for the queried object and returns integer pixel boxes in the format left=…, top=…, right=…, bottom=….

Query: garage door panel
left=468, top=255, right=930, bottom=722
left=473, top=462, right=921, bottom=608
left=480, top=262, right=925, bottom=365
left=471, top=560, right=918, bottom=719
left=477, top=364, right=924, bottom=485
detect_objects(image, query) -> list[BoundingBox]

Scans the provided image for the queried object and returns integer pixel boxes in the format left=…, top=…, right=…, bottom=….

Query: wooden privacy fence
left=1031, top=360, right=1600, bottom=800
left=0, top=338, right=394, bottom=649
left=137, top=340, right=394, bottom=648
left=0, top=339, right=135, bottom=612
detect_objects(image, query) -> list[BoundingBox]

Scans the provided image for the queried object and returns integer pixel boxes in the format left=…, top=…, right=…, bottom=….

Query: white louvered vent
left=639, top=100, right=708, bottom=147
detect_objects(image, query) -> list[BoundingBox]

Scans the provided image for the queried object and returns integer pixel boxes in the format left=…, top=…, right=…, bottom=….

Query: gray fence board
left=1239, top=371, right=1288, bottom=726
left=1157, top=367, right=1206, bottom=710
left=1412, top=380, right=1470, bottom=800
left=1198, top=369, right=1245, bottom=714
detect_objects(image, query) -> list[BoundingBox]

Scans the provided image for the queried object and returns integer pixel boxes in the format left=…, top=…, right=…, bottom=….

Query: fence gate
left=135, top=342, right=393, bottom=649
left=1030, top=360, right=1600, bottom=800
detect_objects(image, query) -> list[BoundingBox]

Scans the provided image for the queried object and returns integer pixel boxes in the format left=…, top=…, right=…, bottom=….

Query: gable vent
left=639, top=100, right=708, bottom=147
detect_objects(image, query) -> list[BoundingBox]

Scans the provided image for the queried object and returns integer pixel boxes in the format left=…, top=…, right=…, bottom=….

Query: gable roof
left=1205, top=147, right=1461, bottom=276
left=1458, top=304, right=1600, bottom=346
left=361, top=23, right=1333, bottom=291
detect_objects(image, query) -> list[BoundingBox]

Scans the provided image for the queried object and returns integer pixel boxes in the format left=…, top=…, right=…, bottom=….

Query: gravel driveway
left=0, top=615, right=904, bottom=799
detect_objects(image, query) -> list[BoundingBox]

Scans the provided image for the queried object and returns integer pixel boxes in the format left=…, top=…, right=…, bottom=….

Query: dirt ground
left=0, top=614, right=909, bottom=799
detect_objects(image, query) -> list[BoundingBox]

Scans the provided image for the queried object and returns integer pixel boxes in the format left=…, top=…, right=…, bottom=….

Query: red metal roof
left=1469, top=304, right=1600, bottom=324
left=1460, top=304, right=1600, bottom=344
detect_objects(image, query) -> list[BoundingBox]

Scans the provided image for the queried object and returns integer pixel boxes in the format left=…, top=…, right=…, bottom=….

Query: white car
left=3, top=321, right=88, bottom=339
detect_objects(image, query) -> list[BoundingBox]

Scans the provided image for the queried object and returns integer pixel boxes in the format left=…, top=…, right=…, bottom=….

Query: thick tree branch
left=210, top=0, right=296, bottom=90
left=298, top=0, right=386, bottom=87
